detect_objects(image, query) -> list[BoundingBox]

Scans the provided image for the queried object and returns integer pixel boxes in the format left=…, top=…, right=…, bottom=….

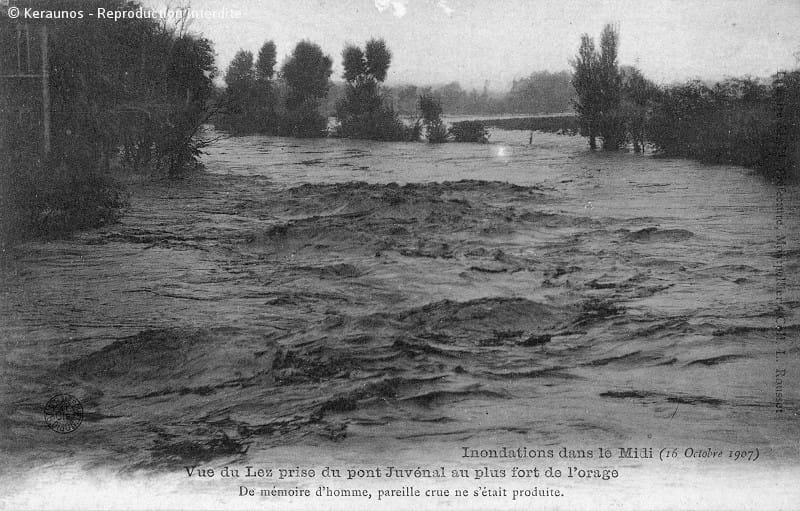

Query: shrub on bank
left=449, top=121, right=489, bottom=143
left=1, top=157, right=126, bottom=245
left=418, top=94, right=447, bottom=143
left=334, top=80, right=419, bottom=141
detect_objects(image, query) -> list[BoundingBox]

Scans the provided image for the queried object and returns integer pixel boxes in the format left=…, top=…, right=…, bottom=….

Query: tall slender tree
left=571, top=34, right=600, bottom=149
left=218, top=42, right=280, bottom=134
left=254, top=40, right=278, bottom=132
left=224, top=50, right=255, bottom=97
left=620, top=66, right=657, bottom=152
left=255, top=41, right=277, bottom=81
left=597, top=24, right=624, bottom=150
left=220, top=49, right=256, bottom=132
left=571, top=24, right=625, bottom=151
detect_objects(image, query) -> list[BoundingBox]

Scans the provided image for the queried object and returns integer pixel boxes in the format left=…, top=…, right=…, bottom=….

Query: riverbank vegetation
left=333, top=39, right=418, bottom=141
left=647, top=74, right=800, bottom=174
left=570, top=24, right=799, bottom=176
left=216, top=37, right=570, bottom=143
left=419, top=94, right=447, bottom=143
left=3, top=9, right=797, bottom=248
left=449, top=121, right=490, bottom=143
left=215, top=40, right=332, bottom=137
left=1, top=0, right=216, bottom=245
left=206, top=25, right=800, bottom=176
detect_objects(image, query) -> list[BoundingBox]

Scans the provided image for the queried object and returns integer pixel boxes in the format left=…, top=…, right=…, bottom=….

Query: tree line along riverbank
left=1, top=5, right=797, bottom=248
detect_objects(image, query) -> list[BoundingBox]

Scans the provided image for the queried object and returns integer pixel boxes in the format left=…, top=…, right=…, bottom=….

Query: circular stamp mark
left=44, top=394, right=83, bottom=434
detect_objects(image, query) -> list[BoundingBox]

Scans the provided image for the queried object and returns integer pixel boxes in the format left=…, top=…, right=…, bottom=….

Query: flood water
left=1, top=128, right=799, bottom=508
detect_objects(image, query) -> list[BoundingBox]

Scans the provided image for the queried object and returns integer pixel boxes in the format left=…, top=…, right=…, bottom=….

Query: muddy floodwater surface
left=1, top=129, right=799, bottom=506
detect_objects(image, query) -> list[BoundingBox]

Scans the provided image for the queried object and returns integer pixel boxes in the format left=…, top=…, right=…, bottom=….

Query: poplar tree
left=571, top=24, right=624, bottom=150
left=571, top=34, right=600, bottom=149
left=597, top=24, right=625, bottom=150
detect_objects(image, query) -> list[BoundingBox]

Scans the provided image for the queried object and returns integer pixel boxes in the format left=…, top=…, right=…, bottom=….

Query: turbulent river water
left=1, top=128, right=799, bottom=508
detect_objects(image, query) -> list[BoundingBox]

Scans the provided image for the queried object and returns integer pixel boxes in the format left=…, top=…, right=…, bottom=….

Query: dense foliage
left=334, top=39, right=417, bottom=141
left=48, top=4, right=216, bottom=175
left=506, top=71, right=574, bottom=115
left=419, top=94, right=447, bottom=143
left=571, top=25, right=626, bottom=150
left=278, top=41, right=333, bottom=138
left=217, top=40, right=331, bottom=137
left=619, top=66, right=659, bottom=153
left=571, top=34, right=600, bottom=149
left=1, top=0, right=216, bottom=243
left=648, top=75, right=798, bottom=173
left=0, top=157, right=126, bottom=242
left=215, top=49, right=276, bottom=134
left=568, top=25, right=798, bottom=175
left=449, top=121, right=489, bottom=143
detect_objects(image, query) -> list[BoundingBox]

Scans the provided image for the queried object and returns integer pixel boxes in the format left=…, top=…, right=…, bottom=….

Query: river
left=1, top=128, right=798, bottom=509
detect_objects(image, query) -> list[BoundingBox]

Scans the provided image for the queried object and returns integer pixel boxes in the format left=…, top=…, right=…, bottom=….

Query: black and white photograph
left=1, top=0, right=798, bottom=509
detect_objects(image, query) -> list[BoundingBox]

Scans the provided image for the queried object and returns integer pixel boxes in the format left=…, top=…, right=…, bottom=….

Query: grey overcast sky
left=157, top=0, right=800, bottom=90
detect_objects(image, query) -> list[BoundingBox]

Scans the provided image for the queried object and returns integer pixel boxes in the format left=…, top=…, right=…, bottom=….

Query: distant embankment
left=481, top=114, right=578, bottom=134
